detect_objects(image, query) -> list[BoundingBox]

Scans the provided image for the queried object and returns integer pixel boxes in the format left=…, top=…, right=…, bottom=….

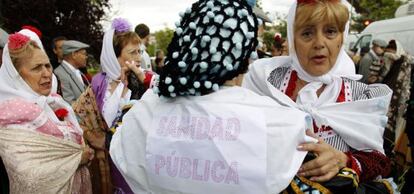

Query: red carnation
left=8, top=33, right=30, bottom=50
left=54, top=108, right=69, bottom=121
left=22, top=25, right=42, bottom=39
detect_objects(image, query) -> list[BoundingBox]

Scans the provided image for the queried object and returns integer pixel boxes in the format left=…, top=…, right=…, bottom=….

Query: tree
left=0, top=0, right=111, bottom=64
left=348, top=0, right=402, bottom=32
left=147, top=28, right=174, bottom=57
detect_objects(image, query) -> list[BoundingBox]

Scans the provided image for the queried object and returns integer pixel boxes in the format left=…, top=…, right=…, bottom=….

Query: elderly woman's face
left=118, top=42, right=142, bottom=68
left=294, top=21, right=343, bottom=76
left=18, top=49, right=53, bottom=96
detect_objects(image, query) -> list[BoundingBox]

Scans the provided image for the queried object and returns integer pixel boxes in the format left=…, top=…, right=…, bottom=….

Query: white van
left=351, top=14, right=414, bottom=55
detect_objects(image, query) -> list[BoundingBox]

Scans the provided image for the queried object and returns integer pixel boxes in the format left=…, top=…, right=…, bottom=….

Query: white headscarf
left=100, top=29, right=121, bottom=81
left=286, top=0, right=361, bottom=84
left=0, top=30, right=82, bottom=134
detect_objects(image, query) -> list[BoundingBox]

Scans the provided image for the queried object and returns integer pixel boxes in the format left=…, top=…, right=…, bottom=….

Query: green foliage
left=349, top=0, right=403, bottom=32
left=0, top=0, right=110, bottom=65
left=147, top=28, right=174, bottom=57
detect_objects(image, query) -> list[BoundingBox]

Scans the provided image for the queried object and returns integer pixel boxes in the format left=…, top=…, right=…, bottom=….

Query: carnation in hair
left=8, top=33, right=30, bottom=50
left=112, top=18, right=132, bottom=33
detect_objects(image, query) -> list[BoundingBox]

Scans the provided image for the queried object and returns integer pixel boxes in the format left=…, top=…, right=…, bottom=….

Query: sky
left=107, top=0, right=295, bottom=31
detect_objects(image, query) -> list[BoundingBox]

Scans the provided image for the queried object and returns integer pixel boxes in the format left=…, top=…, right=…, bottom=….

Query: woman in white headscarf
left=0, top=30, right=93, bottom=193
left=72, top=18, right=153, bottom=194
left=243, top=0, right=395, bottom=193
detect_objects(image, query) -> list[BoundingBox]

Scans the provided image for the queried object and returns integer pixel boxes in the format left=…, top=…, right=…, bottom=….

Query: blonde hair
left=9, top=40, right=40, bottom=70
left=295, top=1, right=349, bottom=33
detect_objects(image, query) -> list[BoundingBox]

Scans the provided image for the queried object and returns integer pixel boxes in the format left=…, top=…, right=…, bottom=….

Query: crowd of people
left=0, top=0, right=413, bottom=193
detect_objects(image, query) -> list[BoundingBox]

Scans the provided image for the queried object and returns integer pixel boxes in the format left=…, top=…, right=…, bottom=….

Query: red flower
left=55, top=108, right=69, bottom=121
left=8, top=33, right=30, bottom=50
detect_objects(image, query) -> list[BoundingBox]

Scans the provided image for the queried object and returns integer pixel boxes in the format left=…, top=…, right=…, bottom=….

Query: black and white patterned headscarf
left=155, top=0, right=259, bottom=97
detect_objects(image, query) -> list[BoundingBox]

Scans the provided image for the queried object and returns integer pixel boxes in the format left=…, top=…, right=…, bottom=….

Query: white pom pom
left=176, top=27, right=183, bottom=35
left=246, top=32, right=255, bottom=39
left=189, top=88, right=195, bottom=94
left=202, top=35, right=211, bottom=43
left=212, top=84, right=219, bottom=91
left=204, top=81, right=212, bottom=89
left=175, top=21, right=181, bottom=27
left=241, top=9, right=248, bottom=17
left=236, top=43, right=242, bottom=50
left=170, top=93, right=176, bottom=97
left=200, top=62, right=208, bottom=69
left=168, top=85, right=175, bottom=92
left=184, top=35, right=191, bottom=42
left=207, top=11, right=214, bottom=18
left=189, top=22, right=197, bottom=30
left=210, top=47, right=217, bottom=54
left=226, top=64, right=234, bottom=71
left=173, top=52, right=179, bottom=59
left=179, top=77, right=187, bottom=85
left=250, top=51, right=258, bottom=59
left=207, top=1, right=214, bottom=9
left=185, top=7, right=191, bottom=14
left=193, top=81, right=201, bottom=88
left=179, top=12, right=185, bottom=17
left=191, top=48, right=199, bottom=55
left=224, top=7, right=234, bottom=16
left=165, top=77, right=172, bottom=84
left=178, top=61, right=186, bottom=68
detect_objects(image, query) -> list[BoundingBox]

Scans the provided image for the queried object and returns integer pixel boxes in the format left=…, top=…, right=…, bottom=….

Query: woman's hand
left=120, top=61, right=146, bottom=85
left=297, top=131, right=348, bottom=182
left=80, top=145, right=95, bottom=165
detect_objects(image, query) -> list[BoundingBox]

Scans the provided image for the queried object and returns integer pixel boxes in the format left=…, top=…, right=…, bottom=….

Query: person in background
left=134, top=23, right=152, bottom=70
left=110, top=0, right=314, bottom=193
left=253, top=6, right=272, bottom=59
left=271, top=33, right=289, bottom=57
left=358, top=38, right=387, bottom=83
left=0, top=29, right=93, bottom=194
left=153, top=49, right=165, bottom=73
left=377, top=40, right=413, bottom=157
left=54, top=40, right=90, bottom=104
left=73, top=18, right=153, bottom=194
left=51, top=36, right=67, bottom=69
left=243, top=0, right=395, bottom=193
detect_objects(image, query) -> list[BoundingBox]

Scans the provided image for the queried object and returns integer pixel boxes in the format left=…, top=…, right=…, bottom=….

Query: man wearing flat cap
left=54, top=40, right=90, bottom=104
left=358, top=38, right=387, bottom=83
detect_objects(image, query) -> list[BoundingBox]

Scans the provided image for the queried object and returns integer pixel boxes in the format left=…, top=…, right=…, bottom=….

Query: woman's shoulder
left=0, top=98, right=42, bottom=126
left=343, top=78, right=392, bottom=101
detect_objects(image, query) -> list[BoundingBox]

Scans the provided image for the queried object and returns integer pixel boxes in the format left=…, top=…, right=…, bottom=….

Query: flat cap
left=372, top=39, right=387, bottom=48
left=62, top=40, right=89, bottom=55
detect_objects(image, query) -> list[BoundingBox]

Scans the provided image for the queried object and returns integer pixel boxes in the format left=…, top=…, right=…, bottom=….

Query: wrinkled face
left=53, top=40, right=65, bottom=61
left=373, top=45, right=385, bottom=56
left=117, top=42, right=142, bottom=68
left=18, top=49, right=53, bottom=96
left=72, top=49, right=88, bottom=68
left=294, top=21, right=343, bottom=76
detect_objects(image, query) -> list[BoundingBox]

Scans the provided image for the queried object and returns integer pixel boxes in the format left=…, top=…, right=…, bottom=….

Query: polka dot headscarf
left=155, top=0, right=259, bottom=97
